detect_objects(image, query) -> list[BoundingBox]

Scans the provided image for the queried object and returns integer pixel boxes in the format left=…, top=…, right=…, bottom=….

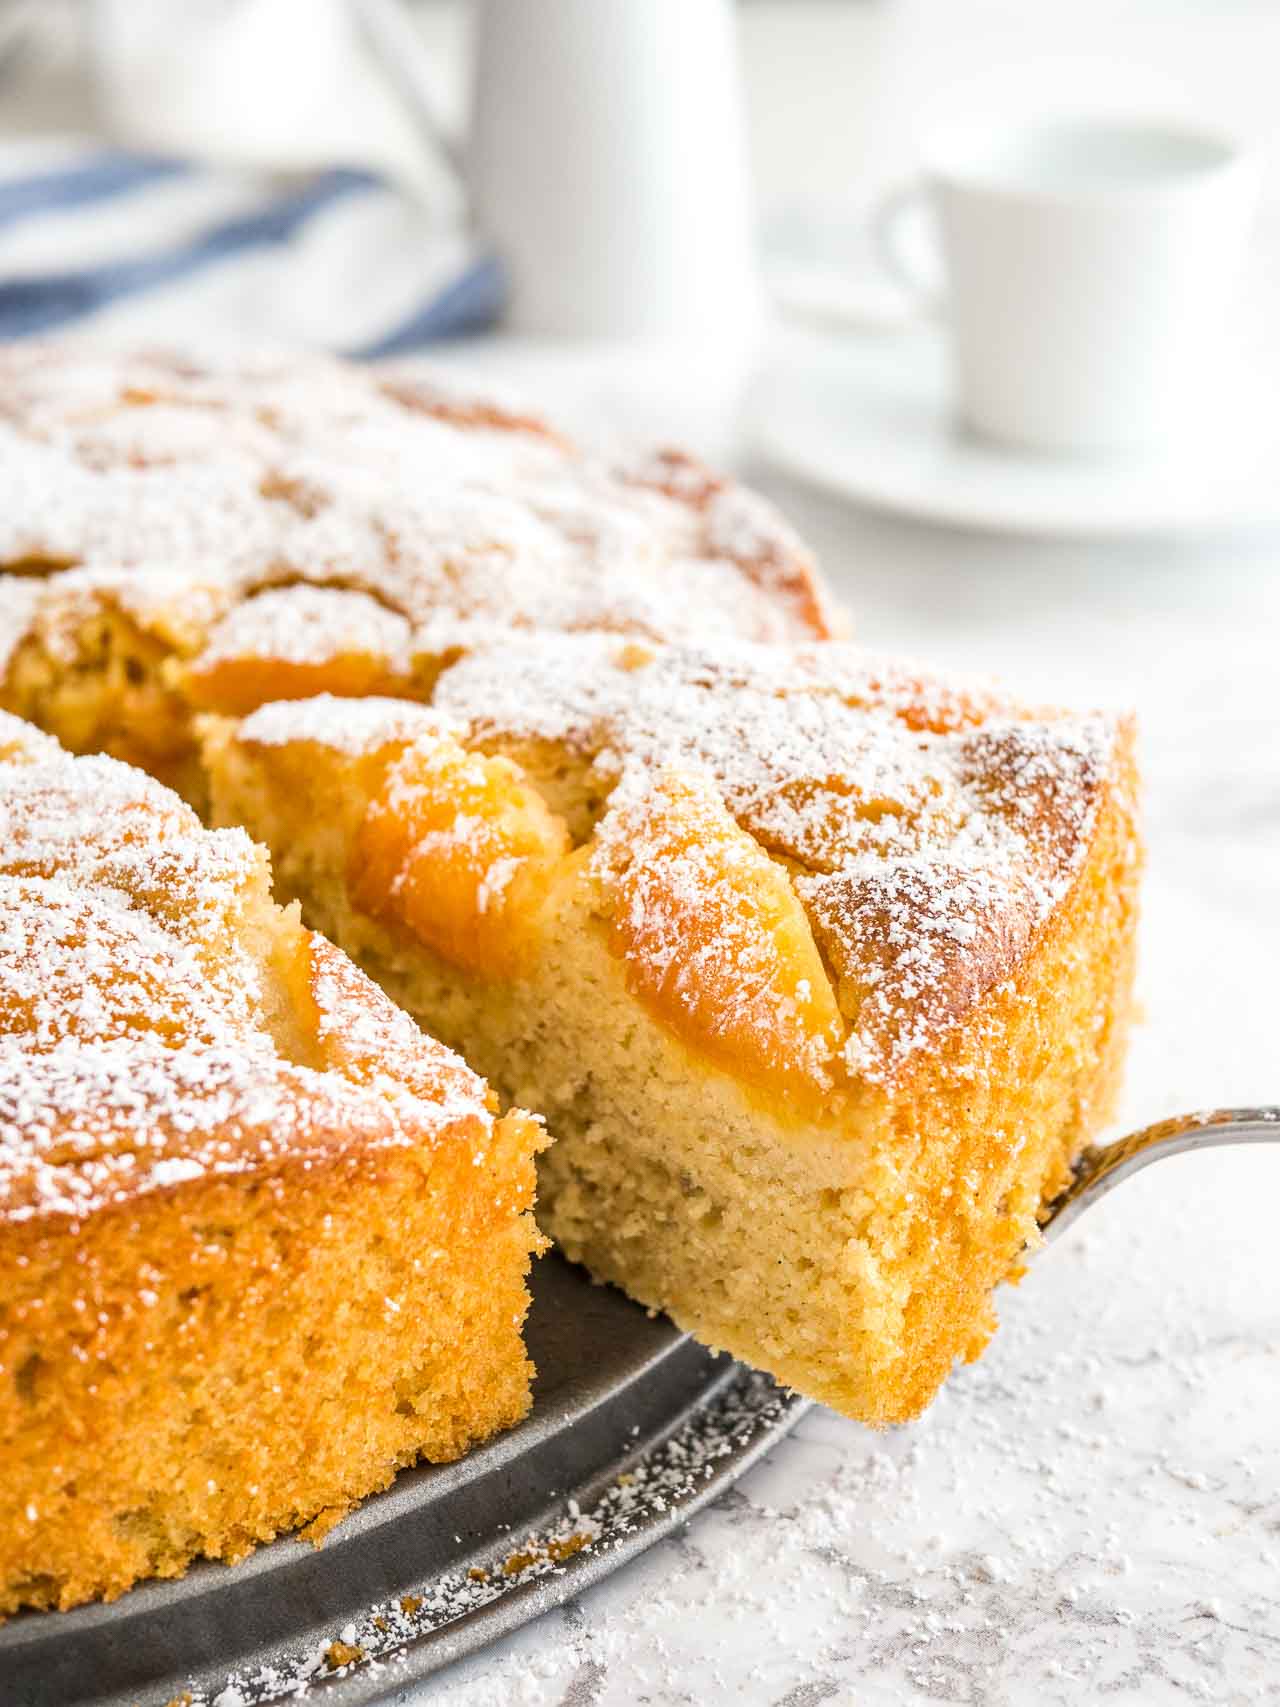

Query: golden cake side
left=0, top=712, right=544, bottom=1615
left=0, top=345, right=837, bottom=804
left=202, top=639, right=1141, bottom=1426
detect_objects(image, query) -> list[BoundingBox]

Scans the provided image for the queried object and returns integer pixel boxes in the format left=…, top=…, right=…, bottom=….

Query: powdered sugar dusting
left=193, top=584, right=415, bottom=675
left=435, top=636, right=1128, bottom=1082
left=0, top=345, right=833, bottom=703
left=235, top=692, right=450, bottom=758
left=0, top=710, right=493, bottom=1224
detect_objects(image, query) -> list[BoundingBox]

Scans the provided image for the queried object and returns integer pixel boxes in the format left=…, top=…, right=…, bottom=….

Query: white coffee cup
left=874, top=116, right=1261, bottom=455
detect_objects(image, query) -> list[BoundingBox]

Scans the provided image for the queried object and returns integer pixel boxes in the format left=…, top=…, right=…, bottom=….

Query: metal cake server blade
left=1042, top=1105, right=1280, bottom=1242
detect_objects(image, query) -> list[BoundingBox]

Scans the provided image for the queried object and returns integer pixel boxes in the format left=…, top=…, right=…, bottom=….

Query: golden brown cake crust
left=0, top=344, right=836, bottom=793
left=0, top=710, right=544, bottom=1615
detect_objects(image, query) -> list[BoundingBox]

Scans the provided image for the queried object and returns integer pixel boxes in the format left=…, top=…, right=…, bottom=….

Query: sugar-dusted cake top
left=0, top=343, right=835, bottom=694
left=0, top=710, right=497, bottom=1225
left=235, top=636, right=1137, bottom=1091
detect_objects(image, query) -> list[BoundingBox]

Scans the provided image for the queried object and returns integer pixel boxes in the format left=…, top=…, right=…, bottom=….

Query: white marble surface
left=413, top=447, right=1280, bottom=1705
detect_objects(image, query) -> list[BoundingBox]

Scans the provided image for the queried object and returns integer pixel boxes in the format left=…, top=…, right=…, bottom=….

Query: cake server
left=1042, top=1104, right=1280, bottom=1240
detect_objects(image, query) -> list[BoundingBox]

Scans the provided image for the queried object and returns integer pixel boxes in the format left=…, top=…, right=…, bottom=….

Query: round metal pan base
left=2, top=1256, right=807, bottom=1707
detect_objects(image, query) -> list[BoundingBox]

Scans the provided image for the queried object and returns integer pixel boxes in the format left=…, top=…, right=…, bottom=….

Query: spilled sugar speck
left=173, top=1373, right=798, bottom=1705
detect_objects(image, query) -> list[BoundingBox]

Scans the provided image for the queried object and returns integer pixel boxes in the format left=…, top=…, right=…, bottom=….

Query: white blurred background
left=6, top=3, right=1280, bottom=207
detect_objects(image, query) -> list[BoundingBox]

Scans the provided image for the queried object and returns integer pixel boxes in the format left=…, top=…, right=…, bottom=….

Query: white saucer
left=751, top=327, right=1280, bottom=539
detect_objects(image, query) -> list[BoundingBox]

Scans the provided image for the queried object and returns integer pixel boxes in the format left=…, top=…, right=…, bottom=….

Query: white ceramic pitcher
left=358, top=0, right=762, bottom=341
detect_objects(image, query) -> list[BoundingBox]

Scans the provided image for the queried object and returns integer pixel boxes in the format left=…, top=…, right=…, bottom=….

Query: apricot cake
left=0, top=711, right=543, bottom=1615
left=202, top=637, right=1141, bottom=1426
left=0, top=345, right=1141, bottom=1447
left=0, top=344, right=835, bottom=805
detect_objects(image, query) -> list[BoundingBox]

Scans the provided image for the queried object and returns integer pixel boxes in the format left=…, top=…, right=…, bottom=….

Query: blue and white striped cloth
left=0, top=141, right=503, bottom=357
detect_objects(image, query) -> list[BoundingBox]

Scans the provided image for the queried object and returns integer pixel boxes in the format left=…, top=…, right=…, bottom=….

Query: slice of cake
left=0, top=345, right=836, bottom=805
left=0, top=711, right=543, bottom=1615
left=202, top=637, right=1141, bottom=1427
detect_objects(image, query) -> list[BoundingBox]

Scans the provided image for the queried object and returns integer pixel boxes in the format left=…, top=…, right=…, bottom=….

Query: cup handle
left=352, top=0, right=464, bottom=178
left=871, top=178, right=945, bottom=318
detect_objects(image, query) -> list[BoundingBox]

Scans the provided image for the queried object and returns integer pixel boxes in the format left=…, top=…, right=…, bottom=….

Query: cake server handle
left=1041, top=1105, right=1280, bottom=1243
